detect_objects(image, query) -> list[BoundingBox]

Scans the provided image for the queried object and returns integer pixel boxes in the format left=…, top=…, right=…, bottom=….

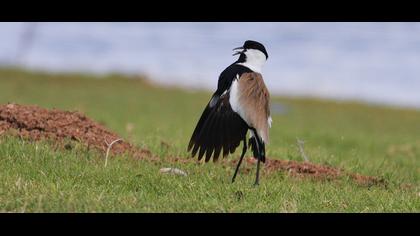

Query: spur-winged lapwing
left=188, top=40, right=271, bottom=186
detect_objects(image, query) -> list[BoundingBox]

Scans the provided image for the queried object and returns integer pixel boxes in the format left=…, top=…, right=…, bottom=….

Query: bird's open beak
left=232, top=46, right=244, bottom=56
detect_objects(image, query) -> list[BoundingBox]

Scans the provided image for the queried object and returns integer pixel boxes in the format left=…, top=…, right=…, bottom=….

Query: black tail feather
left=248, top=136, right=266, bottom=163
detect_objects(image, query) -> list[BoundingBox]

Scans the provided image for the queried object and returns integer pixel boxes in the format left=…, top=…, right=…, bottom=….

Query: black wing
left=216, top=63, right=252, bottom=95
left=188, top=92, right=248, bottom=162
left=187, top=63, right=252, bottom=162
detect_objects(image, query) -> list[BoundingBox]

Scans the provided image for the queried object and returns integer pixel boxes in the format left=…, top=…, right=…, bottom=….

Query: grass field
left=0, top=67, right=419, bottom=212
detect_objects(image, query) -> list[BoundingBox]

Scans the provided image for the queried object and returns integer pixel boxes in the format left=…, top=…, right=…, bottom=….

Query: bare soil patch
left=0, top=103, right=151, bottom=159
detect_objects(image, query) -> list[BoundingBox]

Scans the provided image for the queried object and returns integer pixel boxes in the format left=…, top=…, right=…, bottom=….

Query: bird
left=187, top=40, right=271, bottom=186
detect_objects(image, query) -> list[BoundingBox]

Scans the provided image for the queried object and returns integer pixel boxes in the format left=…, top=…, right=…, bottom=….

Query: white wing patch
left=229, top=74, right=246, bottom=121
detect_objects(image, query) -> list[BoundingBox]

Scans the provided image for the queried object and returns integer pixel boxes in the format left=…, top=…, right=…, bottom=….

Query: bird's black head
left=243, top=40, right=269, bottom=59
left=233, top=40, right=269, bottom=60
left=233, top=40, right=268, bottom=72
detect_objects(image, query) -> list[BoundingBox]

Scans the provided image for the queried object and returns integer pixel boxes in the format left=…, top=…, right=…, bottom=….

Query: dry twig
left=104, top=138, right=123, bottom=167
left=296, top=138, right=310, bottom=162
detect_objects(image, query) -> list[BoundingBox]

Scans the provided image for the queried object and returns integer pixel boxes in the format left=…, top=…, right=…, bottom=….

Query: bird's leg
left=251, top=128, right=262, bottom=186
left=254, top=151, right=261, bottom=186
left=231, top=138, right=247, bottom=183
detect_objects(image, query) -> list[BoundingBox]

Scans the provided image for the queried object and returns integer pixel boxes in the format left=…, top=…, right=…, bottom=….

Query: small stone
left=159, top=168, right=187, bottom=176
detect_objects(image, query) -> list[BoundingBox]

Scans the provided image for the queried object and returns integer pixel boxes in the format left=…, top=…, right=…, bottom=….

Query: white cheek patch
left=237, top=49, right=266, bottom=73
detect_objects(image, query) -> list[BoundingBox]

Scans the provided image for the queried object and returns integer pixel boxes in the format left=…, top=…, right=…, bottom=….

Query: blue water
left=1, top=22, right=420, bottom=108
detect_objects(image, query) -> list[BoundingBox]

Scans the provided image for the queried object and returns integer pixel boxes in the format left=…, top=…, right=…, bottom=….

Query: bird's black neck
left=235, top=54, right=247, bottom=64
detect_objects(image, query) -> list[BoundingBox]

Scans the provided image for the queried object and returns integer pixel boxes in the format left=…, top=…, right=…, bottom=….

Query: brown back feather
left=237, top=72, right=271, bottom=143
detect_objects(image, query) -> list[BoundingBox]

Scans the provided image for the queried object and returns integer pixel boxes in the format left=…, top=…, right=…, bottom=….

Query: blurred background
left=0, top=22, right=419, bottom=109
left=1, top=22, right=420, bottom=212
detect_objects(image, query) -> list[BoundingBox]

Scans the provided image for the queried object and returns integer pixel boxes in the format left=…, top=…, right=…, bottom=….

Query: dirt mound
left=0, top=103, right=384, bottom=187
left=0, top=103, right=151, bottom=158
left=249, top=158, right=384, bottom=186
left=168, top=157, right=385, bottom=186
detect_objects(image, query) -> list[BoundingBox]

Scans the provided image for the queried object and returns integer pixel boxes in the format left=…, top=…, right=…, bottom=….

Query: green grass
left=0, top=67, right=419, bottom=212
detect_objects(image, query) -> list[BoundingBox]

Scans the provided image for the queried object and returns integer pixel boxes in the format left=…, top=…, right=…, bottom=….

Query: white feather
left=229, top=75, right=240, bottom=113
left=229, top=75, right=247, bottom=124
left=230, top=75, right=256, bottom=132
left=249, top=129, right=255, bottom=138
left=237, top=49, right=266, bottom=73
